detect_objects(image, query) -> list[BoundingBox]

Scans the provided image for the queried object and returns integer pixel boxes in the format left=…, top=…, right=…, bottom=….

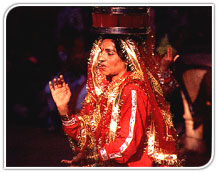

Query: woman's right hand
left=61, top=152, right=85, bottom=166
left=49, top=75, right=71, bottom=115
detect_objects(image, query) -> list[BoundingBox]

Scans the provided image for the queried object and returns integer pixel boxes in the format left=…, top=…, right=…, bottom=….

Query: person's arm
left=49, top=74, right=85, bottom=140
left=159, top=47, right=179, bottom=72
left=61, top=114, right=80, bottom=139
left=61, top=92, right=96, bottom=139
left=158, top=47, right=179, bottom=98
left=60, top=93, right=98, bottom=166
left=98, top=83, right=151, bottom=164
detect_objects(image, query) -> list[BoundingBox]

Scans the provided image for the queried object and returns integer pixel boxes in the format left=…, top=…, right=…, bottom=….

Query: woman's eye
left=108, top=52, right=114, bottom=56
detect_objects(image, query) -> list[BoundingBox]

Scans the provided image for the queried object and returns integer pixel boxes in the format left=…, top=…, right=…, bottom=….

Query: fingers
left=61, top=156, right=79, bottom=164
left=57, top=78, right=62, bottom=88
left=173, top=55, right=180, bottom=62
left=51, top=75, right=66, bottom=90
left=53, top=78, right=58, bottom=89
left=166, top=47, right=180, bottom=62
left=61, top=152, right=84, bottom=166
left=60, top=75, right=66, bottom=87
left=66, top=83, right=70, bottom=90
left=49, top=81, right=54, bottom=92
left=167, top=46, right=173, bottom=60
left=61, top=159, right=73, bottom=164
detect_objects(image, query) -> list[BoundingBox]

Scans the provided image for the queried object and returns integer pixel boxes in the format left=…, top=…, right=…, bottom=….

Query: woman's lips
left=100, top=64, right=107, bottom=70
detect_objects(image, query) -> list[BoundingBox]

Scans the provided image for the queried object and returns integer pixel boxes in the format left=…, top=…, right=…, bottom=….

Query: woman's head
left=99, top=35, right=127, bottom=60
left=98, top=38, right=128, bottom=81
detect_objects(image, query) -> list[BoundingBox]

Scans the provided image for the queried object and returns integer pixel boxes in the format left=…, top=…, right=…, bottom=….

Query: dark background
left=6, top=6, right=212, bottom=167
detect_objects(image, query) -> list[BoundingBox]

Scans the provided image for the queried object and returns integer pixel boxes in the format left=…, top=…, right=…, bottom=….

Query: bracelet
left=61, top=114, right=72, bottom=121
left=157, top=70, right=173, bottom=85
left=61, top=114, right=77, bottom=126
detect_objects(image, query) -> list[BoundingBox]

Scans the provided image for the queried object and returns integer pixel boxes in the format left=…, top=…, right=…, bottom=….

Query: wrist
left=160, top=64, right=169, bottom=72
left=57, top=104, right=69, bottom=115
left=61, top=115, right=77, bottom=126
left=60, top=114, right=72, bottom=121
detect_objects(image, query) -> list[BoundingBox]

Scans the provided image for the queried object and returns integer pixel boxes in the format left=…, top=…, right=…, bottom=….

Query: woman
left=49, top=35, right=180, bottom=167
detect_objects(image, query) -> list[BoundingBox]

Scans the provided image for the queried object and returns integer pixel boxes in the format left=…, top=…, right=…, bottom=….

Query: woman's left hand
left=160, top=46, right=179, bottom=72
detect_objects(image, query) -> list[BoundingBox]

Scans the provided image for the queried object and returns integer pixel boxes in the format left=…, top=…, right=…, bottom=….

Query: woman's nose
left=99, top=51, right=106, bottom=61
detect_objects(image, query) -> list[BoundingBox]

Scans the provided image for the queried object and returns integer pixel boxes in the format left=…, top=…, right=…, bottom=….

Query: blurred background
left=6, top=6, right=212, bottom=167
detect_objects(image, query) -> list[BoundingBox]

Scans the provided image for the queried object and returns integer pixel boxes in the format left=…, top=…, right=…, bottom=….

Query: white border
left=2, top=1, right=215, bottom=171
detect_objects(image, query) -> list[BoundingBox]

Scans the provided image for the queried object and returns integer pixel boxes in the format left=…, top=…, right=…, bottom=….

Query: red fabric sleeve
left=99, top=83, right=150, bottom=164
left=62, top=115, right=80, bottom=139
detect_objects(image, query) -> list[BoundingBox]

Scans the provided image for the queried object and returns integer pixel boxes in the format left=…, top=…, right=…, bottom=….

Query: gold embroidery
left=166, top=125, right=175, bottom=142
left=147, top=121, right=178, bottom=166
left=146, top=68, right=164, bottom=96
left=120, top=39, right=144, bottom=80
left=161, top=110, right=174, bottom=128
left=90, top=40, right=105, bottom=96
left=107, top=74, right=128, bottom=142
left=77, top=116, right=87, bottom=151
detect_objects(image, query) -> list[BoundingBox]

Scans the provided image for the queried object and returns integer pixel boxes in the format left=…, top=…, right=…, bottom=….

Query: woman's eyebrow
left=105, top=48, right=116, bottom=52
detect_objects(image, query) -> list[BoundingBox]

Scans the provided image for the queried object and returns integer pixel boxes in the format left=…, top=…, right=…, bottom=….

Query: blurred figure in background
left=42, top=33, right=88, bottom=131
left=40, top=7, right=91, bottom=131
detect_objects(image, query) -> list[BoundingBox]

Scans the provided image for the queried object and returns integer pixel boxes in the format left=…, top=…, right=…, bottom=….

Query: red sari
left=61, top=38, right=181, bottom=167
left=63, top=72, right=153, bottom=166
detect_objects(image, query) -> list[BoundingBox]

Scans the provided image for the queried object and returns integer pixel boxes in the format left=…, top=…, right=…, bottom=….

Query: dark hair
left=99, top=34, right=127, bottom=61
left=99, top=34, right=134, bottom=71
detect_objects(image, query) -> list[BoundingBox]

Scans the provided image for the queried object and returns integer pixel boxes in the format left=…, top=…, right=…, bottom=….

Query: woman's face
left=99, top=39, right=127, bottom=81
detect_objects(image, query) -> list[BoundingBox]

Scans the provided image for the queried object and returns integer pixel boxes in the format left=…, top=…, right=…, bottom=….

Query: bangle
left=157, top=70, right=173, bottom=85
left=61, top=114, right=72, bottom=121
left=62, top=116, right=77, bottom=126
left=61, top=114, right=77, bottom=126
